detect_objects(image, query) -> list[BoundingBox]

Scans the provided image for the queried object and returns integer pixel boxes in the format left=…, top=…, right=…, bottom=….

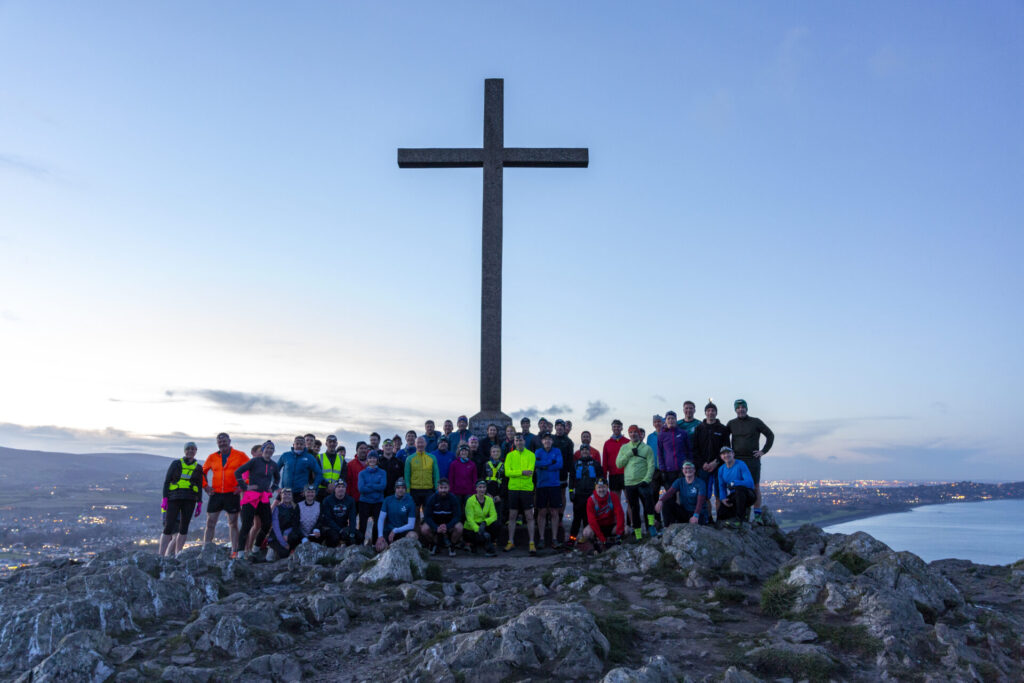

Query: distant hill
left=0, top=446, right=172, bottom=490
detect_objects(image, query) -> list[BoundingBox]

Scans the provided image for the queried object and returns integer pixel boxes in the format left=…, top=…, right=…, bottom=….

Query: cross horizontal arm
left=398, top=148, right=485, bottom=168
left=502, top=148, right=589, bottom=168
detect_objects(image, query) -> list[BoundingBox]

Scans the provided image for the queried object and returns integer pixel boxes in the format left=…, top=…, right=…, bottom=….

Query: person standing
left=655, top=411, right=692, bottom=521
left=202, top=432, right=250, bottom=556
left=567, top=443, right=603, bottom=542
left=602, top=420, right=629, bottom=497
left=422, top=420, right=440, bottom=453
left=159, top=442, right=205, bottom=557
left=317, top=435, right=346, bottom=502
left=404, top=437, right=439, bottom=514
left=533, top=433, right=564, bottom=549
left=478, top=425, right=502, bottom=470
left=503, top=433, right=537, bottom=556
left=646, top=415, right=664, bottom=453
left=378, top=439, right=405, bottom=496
left=727, top=399, right=774, bottom=525
left=399, top=431, right=418, bottom=461
left=234, top=440, right=280, bottom=560
left=432, top=437, right=455, bottom=479
left=551, top=419, right=574, bottom=544
left=278, top=435, right=324, bottom=497
left=693, top=402, right=730, bottom=522
left=616, top=425, right=657, bottom=540
left=482, top=445, right=507, bottom=527
left=357, top=451, right=387, bottom=545
left=452, top=415, right=472, bottom=451
left=448, top=444, right=479, bottom=509
left=346, top=441, right=370, bottom=505
left=519, top=417, right=537, bottom=452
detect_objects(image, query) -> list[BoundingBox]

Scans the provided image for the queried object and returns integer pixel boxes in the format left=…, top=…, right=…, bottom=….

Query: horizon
left=2, top=2, right=1022, bottom=481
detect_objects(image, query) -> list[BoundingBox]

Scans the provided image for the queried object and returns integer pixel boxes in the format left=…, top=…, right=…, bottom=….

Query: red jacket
left=602, top=436, right=629, bottom=476
left=586, top=491, right=625, bottom=543
left=347, top=457, right=366, bottom=501
left=202, top=449, right=249, bottom=494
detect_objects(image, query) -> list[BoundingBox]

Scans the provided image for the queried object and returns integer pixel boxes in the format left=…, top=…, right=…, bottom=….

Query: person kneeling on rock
left=580, top=479, right=625, bottom=553
left=319, top=479, right=358, bottom=547
left=654, top=461, right=706, bottom=527
left=716, top=447, right=756, bottom=529
left=375, top=478, right=419, bottom=552
left=464, top=480, right=501, bottom=557
left=297, top=485, right=325, bottom=544
left=267, top=489, right=300, bottom=560
left=421, top=479, right=463, bottom=557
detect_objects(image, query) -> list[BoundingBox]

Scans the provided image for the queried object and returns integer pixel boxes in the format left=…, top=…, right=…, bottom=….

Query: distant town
left=2, top=478, right=1022, bottom=575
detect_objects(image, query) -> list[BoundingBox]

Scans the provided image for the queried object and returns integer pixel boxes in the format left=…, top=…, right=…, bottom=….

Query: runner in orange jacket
left=202, top=432, right=249, bottom=555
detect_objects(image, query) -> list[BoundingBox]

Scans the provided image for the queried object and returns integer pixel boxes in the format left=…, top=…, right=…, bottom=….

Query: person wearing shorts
left=202, top=432, right=249, bottom=555
left=533, top=433, right=564, bottom=550
left=503, top=434, right=537, bottom=555
left=159, top=442, right=205, bottom=557
left=403, top=436, right=439, bottom=521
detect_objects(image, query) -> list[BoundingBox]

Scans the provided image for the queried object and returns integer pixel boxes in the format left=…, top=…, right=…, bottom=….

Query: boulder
left=14, top=630, right=115, bottom=683
left=159, top=666, right=214, bottom=683
left=661, top=525, right=789, bottom=579
left=243, top=653, right=302, bottom=682
left=768, top=619, right=817, bottom=643
left=601, top=655, right=677, bottom=682
left=414, top=601, right=608, bottom=680
left=358, top=537, right=427, bottom=584
left=611, top=543, right=664, bottom=574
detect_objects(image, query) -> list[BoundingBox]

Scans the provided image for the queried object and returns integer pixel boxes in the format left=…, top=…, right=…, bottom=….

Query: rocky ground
left=2, top=522, right=1022, bottom=682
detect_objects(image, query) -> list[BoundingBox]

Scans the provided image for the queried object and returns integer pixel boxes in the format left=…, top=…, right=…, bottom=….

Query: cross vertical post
left=397, top=79, right=588, bottom=435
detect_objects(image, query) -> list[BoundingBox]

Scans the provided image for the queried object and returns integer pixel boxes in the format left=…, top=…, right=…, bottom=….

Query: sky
left=1, top=2, right=1022, bottom=480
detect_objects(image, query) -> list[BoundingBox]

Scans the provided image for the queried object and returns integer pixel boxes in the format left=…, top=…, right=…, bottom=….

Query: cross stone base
left=469, top=410, right=513, bottom=439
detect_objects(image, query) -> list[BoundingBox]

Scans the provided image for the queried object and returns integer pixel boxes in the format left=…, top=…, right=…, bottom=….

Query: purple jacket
left=657, top=427, right=692, bottom=473
left=448, top=457, right=479, bottom=497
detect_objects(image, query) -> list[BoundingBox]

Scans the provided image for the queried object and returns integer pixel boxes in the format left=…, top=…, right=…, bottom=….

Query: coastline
left=779, top=504, right=914, bottom=532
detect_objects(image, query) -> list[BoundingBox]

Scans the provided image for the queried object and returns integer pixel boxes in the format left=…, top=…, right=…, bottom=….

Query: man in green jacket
left=616, top=425, right=657, bottom=540
left=503, top=433, right=537, bottom=556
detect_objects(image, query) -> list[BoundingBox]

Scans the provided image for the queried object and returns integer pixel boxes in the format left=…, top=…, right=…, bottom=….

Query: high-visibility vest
left=485, top=460, right=504, bottom=483
left=321, top=453, right=343, bottom=484
left=169, top=459, right=199, bottom=493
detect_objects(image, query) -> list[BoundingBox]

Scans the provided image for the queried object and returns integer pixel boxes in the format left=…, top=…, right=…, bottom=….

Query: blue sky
left=1, top=2, right=1021, bottom=480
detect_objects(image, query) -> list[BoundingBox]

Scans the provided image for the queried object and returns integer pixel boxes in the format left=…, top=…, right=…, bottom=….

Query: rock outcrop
left=1, top=523, right=1020, bottom=682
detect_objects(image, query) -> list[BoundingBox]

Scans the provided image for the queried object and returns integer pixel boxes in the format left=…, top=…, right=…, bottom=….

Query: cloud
left=0, top=310, right=20, bottom=323
left=651, top=394, right=666, bottom=403
left=0, top=153, right=52, bottom=179
left=169, top=389, right=343, bottom=421
left=509, top=404, right=573, bottom=421
left=583, top=400, right=610, bottom=421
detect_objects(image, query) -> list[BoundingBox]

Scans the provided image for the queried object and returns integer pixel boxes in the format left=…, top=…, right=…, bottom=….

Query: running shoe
left=229, top=551, right=238, bottom=560
left=430, top=544, right=438, bottom=555
left=504, top=541, right=515, bottom=552
left=485, top=547, right=497, bottom=558
left=448, top=546, right=456, bottom=557
left=725, top=519, right=742, bottom=530
left=528, top=542, right=537, bottom=557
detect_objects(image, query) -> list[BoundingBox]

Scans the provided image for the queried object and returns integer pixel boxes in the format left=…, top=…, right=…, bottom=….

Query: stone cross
left=398, top=78, right=588, bottom=434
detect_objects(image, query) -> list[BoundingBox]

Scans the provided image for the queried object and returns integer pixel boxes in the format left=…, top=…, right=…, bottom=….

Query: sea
left=824, top=499, right=1024, bottom=566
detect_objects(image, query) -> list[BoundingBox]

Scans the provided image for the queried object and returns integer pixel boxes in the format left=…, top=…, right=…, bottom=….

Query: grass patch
left=594, top=613, right=636, bottom=664
left=583, top=570, right=606, bottom=585
left=712, top=586, right=747, bottom=605
left=810, top=622, right=882, bottom=657
left=541, top=570, right=555, bottom=587
left=830, top=550, right=870, bottom=575
left=425, top=562, right=444, bottom=582
left=421, top=627, right=456, bottom=649
left=746, top=647, right=838, bottom=682
left=760, top=569, right=798, bottom=618
left=648, top=552, right=680, bottom=580
left=315, top=555, right=342, bottom=566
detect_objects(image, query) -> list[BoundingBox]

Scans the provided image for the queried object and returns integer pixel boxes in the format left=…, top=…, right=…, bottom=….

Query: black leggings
left=163, top=499, right=196, bottom=535
left=358, top=501, right=382, bottom=543
left=465, top=522, right=501, bottom=548
left=718, top=487, right=756, bottom=522
left=570, top=495, right=590, bottom=538
left=239, top=502, right=272, bottom=547
left=625, top=484, right=654, bottom=530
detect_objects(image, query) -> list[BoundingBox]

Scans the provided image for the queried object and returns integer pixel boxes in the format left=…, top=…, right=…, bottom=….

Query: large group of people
left=157, top=401, right=774, bottom=561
